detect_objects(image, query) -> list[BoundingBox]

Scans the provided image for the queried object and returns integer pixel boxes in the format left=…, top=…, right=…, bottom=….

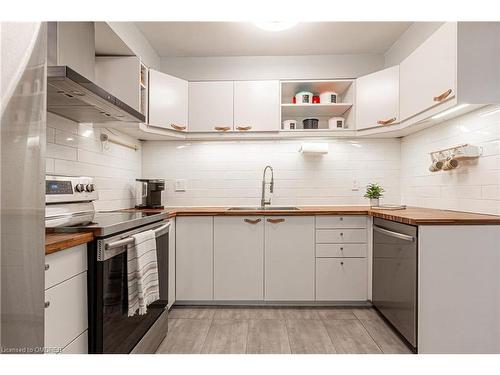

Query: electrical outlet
left=352, top=178, right=359, bottom=191
left=175, top=179, right=187, bottom=192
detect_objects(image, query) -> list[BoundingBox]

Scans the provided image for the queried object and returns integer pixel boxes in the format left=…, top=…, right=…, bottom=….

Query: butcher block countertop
left=45, top=231, right=93, bottom=255
left=126, top=205, right=500, bottom=225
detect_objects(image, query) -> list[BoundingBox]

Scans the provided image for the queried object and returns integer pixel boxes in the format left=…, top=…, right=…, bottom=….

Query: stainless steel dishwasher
left=372, top=217, right=418, bottom=350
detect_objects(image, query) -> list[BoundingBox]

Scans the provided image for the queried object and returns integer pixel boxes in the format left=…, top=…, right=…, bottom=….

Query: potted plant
left=364, top=183, right=384, bottom=207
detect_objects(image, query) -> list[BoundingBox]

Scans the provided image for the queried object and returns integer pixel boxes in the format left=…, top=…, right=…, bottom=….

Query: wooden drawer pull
left=214, top=126, right=231, bottom=132
left=236, top=126, right=252, bottom=131
left=433, top=89, right=453, bottom=102
left=170, top=124, right=186, bottom=131
left=377, top=117, right=397, bottom=126
left=267, top=218, right=285, bottom=224
left=244, top=218, right=261, bottom=224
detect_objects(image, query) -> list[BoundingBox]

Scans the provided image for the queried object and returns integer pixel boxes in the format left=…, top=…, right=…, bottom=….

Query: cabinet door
left=400, top=22, right=457, bottom=121
left=60, top=331, right=88, bottom=354
left=168, top=218, right=176, bottom=309
left=175, top=216, right=213, bottom=300
left=316, top=258, right=367, bottom=301
left=189, top=81, right=234, bottom=132
left=214, top=217, right=264, bottom=300
left=95, top=56, right=141, bottom=112
left=45, top=272, right=88, bottom=349
left=148, top=69, right=188, bottom=131
left=264, top=216, right=315, bottom=301
left=234, top=80, right=280, bottom=132
left=356, top=65, right=400, bottom=130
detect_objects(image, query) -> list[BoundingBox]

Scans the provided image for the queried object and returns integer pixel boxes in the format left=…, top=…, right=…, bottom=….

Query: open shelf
left=281, top=103, right=353, bottom=118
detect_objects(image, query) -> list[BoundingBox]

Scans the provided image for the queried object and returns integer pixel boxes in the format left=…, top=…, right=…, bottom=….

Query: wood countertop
left=45, top=231, right=93, bottom=255
left=126, top=205, right=500, bottom=225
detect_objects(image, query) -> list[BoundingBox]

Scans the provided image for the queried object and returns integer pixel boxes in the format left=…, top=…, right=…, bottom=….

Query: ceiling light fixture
left=254, top=22, right=298, bottom=32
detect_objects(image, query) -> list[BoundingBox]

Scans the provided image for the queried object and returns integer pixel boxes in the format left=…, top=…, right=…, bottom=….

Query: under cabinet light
left=431, top=104, right=470, bottom=119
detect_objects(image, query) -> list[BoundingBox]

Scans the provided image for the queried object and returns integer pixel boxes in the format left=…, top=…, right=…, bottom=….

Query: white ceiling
left=135, top=22, right=412, bottom=58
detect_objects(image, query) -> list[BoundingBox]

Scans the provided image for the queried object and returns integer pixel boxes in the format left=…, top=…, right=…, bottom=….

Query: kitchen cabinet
left=95, top=56, right=147, bottom=114
left=399, top=22, right=457, bottom=121
left=264, top=216, right=315, bottom=301
left=314, top=215, right=369, bottom=302
left=356, top=65, right=399, bottom=130
left=175, top=216, right=213, bottom=301
left=316, top=258, right=367, bottom=301
left=148, top=69, right=188, bottom=131
left=234, top=80, right=280, bottom=132
left=168, top=218, right=176, bottom=309
left=189, top=81, right=234, bottom=132
left=44, top=244, right=88, bottom=354
left=213, top=217, right=264, bottom=300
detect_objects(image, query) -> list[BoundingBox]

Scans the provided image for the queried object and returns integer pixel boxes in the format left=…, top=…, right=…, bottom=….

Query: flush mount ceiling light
left=254, top=22, right=298, bottom=32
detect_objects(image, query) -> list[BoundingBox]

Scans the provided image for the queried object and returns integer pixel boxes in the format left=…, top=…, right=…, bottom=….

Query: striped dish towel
left=127, top=229, right=160, bottom=317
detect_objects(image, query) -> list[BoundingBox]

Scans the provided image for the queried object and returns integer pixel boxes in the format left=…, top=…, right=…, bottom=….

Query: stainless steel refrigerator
left=1, top=22, right=46, bottom=353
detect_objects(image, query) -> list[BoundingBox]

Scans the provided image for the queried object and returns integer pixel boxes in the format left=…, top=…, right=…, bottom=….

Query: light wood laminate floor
left=156, top=306, right=413, bottom=354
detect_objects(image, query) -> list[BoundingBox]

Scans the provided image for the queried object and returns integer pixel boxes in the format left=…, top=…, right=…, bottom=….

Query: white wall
left=46, top=113, right=142, bottom=211
left=400, top=106, right=500, bottom=215
left=160, top=54, right=384, bottom=81
left=384, top=22, right=444, bottom=66
left=142, top=139, right=401, bottom=207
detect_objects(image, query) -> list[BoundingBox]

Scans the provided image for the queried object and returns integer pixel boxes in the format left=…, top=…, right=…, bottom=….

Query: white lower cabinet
left=264, top=216, right=315, bottom=301
left=175, top=216, right=214, bottom=301
left=214, top=217, right=264, bottom=300
left=316, top=258, right=368, bottom=301
left=45, top=271, right=88, bottom=352
left=44, top=244, right=88, bottom=354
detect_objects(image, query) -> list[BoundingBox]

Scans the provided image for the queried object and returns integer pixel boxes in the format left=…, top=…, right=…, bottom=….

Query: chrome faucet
left=261, top=165, right=274, bottom=207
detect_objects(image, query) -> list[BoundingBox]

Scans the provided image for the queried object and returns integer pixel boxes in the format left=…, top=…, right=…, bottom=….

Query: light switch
left=175, top=179, right=187, bottom=192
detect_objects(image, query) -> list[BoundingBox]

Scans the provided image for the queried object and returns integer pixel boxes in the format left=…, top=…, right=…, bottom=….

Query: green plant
left=364, top=183, right=385, bottom=199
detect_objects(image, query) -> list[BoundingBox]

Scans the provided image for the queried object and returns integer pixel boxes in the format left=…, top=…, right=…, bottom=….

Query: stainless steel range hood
left=47, top=65, right=145, bottom=123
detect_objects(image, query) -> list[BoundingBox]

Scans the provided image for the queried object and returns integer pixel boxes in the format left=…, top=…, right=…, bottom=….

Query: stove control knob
left=75, top=183, right=85, bottom=192
left=85, top=184, right=95, bottom=192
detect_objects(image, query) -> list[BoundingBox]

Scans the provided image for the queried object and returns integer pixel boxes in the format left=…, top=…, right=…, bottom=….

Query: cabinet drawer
left=60, top=330, right=88, bottom=354
left=316, top=215, right=367, bottom=229
left=45, top=272, right=88, bottom=350
left=316, top=258, right=368, bottom=301
left=316, top=243, right=367, bottom=258
left=45, top=244, right=87, bottom=290
left=316, top=229, right=367, bottom=244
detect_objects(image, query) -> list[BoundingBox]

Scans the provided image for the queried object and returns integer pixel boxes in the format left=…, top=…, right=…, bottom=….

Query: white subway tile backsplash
left=142, top=139, right=401, bottom=207
left=46, top=113, right=141, bottom=210
left=401, top=105, right=500, bottom=215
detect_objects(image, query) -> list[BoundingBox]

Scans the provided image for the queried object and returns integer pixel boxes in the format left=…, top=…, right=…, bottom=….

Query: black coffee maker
left=135, top=179, right=165, bottom=209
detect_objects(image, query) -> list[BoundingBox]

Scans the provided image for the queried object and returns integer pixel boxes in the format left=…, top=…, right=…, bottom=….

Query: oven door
left=88, top=221, right=169, bottom=354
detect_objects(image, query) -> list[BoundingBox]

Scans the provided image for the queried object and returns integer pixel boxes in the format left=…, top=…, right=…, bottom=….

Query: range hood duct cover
left=47, top=66, right=145, bottom=123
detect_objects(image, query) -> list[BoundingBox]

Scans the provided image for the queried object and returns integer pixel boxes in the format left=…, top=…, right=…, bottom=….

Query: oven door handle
left=105, top=222, right=171, bottom=250
left=374, top=226, right=415, bottom=242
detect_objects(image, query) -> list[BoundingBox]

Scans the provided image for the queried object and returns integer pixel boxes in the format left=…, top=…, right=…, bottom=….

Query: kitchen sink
left=227, top=206, right=300, bottom=211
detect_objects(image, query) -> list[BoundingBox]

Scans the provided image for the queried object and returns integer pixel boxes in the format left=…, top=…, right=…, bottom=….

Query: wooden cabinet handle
left=170, top=124, right=186, bottom=131
left=266, top=218, right=285, bottom=224
left=244, top=218, right=261, bottom=224
left=236, top=126, right=252, bottom=131
left=433, top=89, right=453, bottom=102
left=377, top=117, right=397, bottom=126
left=214, top=126, right=231, bottom=132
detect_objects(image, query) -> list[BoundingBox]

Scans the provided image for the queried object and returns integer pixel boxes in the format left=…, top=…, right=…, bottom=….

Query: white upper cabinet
left=189, top=81, right=234, bottom=132
left=399, top=22, right=457, bottom=121
left=234, top=80, right=280, bottom=132
left=148, top=69, right=189, bottom=131
left=356, top=65, right=400, bottom=130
